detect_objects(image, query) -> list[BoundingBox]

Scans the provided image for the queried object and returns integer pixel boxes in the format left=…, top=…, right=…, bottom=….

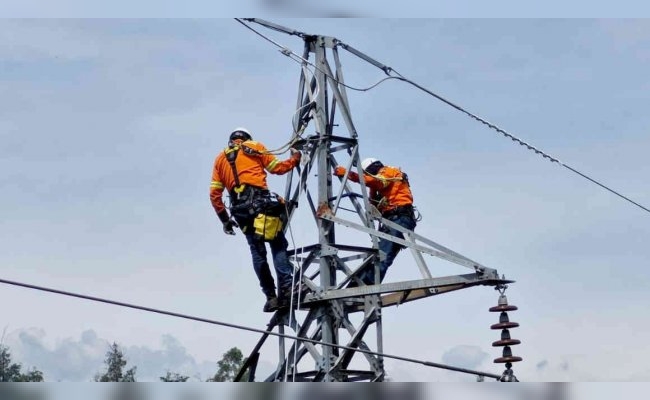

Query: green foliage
left=13, top=368, right=44, bottom=382
left=208, top=347, right=244, bottom=382
left=160, top=371, right=189, bottom=382
left=94, top=342, right=137, bottom=382
left=0, top=345, right=45, bottom=382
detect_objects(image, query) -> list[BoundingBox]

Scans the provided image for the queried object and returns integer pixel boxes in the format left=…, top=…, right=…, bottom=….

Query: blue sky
left=1, top=19, right=650, bottom=382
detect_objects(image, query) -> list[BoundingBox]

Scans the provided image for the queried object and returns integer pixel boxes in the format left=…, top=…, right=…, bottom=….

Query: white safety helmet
left=229, top=127, right=252, bottom=146
left=361, top=157, right=379, bottom=172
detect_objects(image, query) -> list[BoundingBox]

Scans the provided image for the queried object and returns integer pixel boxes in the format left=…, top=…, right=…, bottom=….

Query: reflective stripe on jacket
left=346, top=165, right=413, bottom=213
left=210, top=140, right=299, bottom=214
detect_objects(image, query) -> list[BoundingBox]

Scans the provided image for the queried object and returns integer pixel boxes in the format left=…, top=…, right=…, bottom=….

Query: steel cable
left=0, top=277, right=501, bottom=380
left=237, top=18, right=650, bottom=215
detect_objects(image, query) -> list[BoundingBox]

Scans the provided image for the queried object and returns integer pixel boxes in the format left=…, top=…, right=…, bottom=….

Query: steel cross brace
left=318, top=207, right=490, bottom=272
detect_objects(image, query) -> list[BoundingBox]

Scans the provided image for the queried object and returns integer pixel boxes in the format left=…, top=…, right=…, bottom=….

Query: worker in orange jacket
left=211, top=128, right=301, bottom=312
left=334, top=158, right=417, bottom=285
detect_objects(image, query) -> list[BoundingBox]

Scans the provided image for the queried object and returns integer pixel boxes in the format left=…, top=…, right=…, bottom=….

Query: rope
left=283, top=173, right=307, bottom=381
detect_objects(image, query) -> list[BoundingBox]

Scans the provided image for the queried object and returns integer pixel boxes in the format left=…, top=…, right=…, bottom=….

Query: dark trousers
left=244, top=231, right=294, bottom=299
left=357, top=213, right=417, bottom=285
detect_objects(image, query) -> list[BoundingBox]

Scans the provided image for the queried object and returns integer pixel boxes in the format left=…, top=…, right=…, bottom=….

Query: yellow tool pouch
left=254, top=213, right=283, bottom=242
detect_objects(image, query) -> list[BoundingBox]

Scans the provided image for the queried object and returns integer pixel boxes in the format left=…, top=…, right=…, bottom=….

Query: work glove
left=290, top=148, right=301, bottom=161
left=223, top=218, right=238, bottom=235
left=333, top=166, right=346, bottom=177
left=217, top=210, right=238, bottom=235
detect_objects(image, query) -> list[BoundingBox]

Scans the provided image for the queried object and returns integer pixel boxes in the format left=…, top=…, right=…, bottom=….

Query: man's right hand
left=223, top=219, right=238, bottom=235
left=290, top=148, right=301, bottom=161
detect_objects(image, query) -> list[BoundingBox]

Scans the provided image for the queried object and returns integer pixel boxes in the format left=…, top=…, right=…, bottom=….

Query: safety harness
left=224, top=143, right=285, bottom=241
left=224, top=143, right=264, bottom=201
left=367, top=168, right=411, bottom=210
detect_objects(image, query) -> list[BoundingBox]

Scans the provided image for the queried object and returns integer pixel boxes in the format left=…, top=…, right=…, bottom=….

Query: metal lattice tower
left=235, top=21, right=515, bottom=382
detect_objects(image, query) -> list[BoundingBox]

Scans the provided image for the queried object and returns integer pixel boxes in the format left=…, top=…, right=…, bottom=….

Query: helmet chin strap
left=228, top=138, right=242, bottom=148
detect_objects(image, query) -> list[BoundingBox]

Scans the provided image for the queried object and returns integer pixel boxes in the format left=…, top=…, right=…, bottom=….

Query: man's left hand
left=223, top=219, right=238, bottom=235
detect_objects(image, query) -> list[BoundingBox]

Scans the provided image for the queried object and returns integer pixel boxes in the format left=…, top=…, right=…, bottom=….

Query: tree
left=0, top=345, right=44, bottom=382
left=208, top=347, right=244, bottom=382
left=94, top=342, right=137, bottom=382
left=160, top=371, right=189, bottom=382
left=13, top=368, right=44, bottom=382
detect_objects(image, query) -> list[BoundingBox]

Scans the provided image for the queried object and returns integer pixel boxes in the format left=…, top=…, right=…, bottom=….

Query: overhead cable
left=384, top=70, right=650, bottom=214
left=235, top=18, right=402, bottom=93
left=237, top=18, right=650, bottom=216
left=0, top=277, right=501, bottom=380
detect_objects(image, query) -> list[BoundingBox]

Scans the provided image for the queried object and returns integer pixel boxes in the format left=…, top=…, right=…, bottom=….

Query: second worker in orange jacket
left=334, top=157, right=417, bottom=285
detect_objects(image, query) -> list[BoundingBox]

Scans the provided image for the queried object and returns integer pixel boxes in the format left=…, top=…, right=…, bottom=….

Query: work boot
left=263, top=296, right=279, bottom=313
left=277, top=288, right=292, bottom=310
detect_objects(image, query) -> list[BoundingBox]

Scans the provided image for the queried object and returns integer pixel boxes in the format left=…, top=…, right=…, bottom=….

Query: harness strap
left=224, top=146, right=244, bottom=198
left=225, top=142, right=268, bottom=204
left=366, top=169, right=410, bottom=187
left=224, top=143, right=265, bottom=193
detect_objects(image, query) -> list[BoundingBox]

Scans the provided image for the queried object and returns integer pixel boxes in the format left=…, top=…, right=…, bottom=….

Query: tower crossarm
left=302, top=274, right=513, bottom=304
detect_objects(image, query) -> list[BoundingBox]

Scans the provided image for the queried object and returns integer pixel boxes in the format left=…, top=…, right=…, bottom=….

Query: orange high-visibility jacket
left=210, top=140, right=299, bottom=214
left=346, top=166, right=413, bottom=213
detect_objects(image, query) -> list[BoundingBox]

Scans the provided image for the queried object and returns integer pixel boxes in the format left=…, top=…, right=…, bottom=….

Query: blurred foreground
left=2, top=382, right=643, bottom=400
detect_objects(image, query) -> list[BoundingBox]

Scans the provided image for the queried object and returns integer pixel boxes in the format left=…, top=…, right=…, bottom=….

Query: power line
left=0, top=277, right=502, bottom=380
left=384, top=71, right=650, bottom=214
left=236, top=18, right=650, bottom=216
left=234, top=18, right=402, bottom=93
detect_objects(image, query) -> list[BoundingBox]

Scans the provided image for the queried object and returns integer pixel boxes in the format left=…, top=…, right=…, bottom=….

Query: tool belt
left=229, top=185, right=265, bottom=220
left=230, top=185, right=286, bottom=241
left=381, top=204, right=415, bottom=220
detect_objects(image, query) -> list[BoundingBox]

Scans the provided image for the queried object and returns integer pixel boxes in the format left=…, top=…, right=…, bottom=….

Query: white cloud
left=599, top=19, right=650, bottom=43
left=4, top=328, right=217, bottom=381
left=441, top=345, right=489, bottom=371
